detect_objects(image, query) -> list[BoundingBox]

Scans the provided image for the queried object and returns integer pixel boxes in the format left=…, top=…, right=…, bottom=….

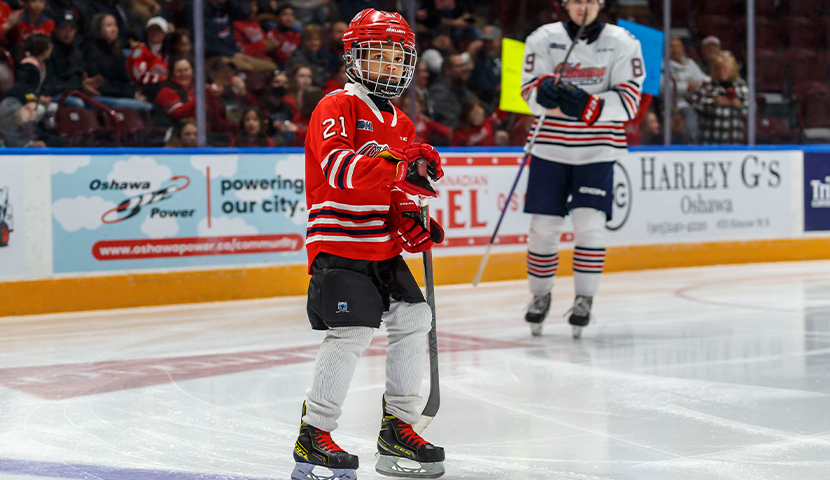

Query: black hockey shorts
left=306, top=253, right=426, bottom=330
left=523, top=156, right=615, bottom=219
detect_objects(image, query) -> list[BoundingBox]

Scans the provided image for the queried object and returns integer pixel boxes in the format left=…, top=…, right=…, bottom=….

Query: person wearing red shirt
left=451, top=99, right=497, bottom=146
left=233, top=0, right=278, bottom=62
left=126, top=17, right=169, bottom=86
left=5, top=0, right=53, bottom=46
left=266, top=3, right=299, bottom=66
left=293, top=9, right=445, bottom=480
left=152, top=57, right=237, bottom=134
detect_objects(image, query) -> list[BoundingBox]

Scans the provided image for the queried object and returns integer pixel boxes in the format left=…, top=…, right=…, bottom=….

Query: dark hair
left=90, top=13, right=121, bottom=55
left=166, top=29, right=191, bottom=55
left=239, top=107, right=267, bottom=135
left=289, top=63, right=312, bottom=94
left=23, top=33, right=51, bottom=58
left=166, top=119, right=197, bottom=148
left=167, top=55, right=193, bottom=78
left=298, top=86, right=323, bottom=118
left=458, top=98, right=484, bottom=129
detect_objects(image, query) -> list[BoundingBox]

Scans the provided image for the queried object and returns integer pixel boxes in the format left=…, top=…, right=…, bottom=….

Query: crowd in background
left=0, top=0, right=827, bottom=148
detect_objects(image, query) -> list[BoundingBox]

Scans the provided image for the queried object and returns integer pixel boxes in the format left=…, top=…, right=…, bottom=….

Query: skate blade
left=376, top=455, right=444, bottom=478
left=530, top=323, right=543, bottom=336
left=572, top=325, right=583, bottom=339
left=292, top=462, right=357, bottom=480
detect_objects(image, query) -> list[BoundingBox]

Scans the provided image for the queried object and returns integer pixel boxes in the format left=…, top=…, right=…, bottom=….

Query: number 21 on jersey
left=322, top=116, right=348, bottom=139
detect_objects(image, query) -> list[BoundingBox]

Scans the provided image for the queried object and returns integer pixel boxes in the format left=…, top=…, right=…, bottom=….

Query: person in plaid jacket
left=687, top=51, right=748, bottom=144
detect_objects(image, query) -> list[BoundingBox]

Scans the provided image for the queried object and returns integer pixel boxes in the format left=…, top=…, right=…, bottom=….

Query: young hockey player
left=520, top=0, right=644, bottom=338
left=292, top=8, right=446, bottom=480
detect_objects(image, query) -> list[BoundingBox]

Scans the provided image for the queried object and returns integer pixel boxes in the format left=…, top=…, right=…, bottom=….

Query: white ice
left=1, top=260, right=829, bottom=480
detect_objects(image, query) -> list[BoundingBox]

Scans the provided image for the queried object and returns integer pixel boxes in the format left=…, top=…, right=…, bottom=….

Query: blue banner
left=616, top=19, right=664, bottom=97
left=804, top=153, right=830, bottom=231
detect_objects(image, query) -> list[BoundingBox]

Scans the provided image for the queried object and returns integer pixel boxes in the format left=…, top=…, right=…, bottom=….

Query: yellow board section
left=499, top=38, right=532, bottom=114
left=2, top=238, right=830, bottom=317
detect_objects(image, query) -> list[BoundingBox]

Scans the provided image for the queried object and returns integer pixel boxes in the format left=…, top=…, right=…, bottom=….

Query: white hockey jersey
left=521, top=22, right=645, bottom=165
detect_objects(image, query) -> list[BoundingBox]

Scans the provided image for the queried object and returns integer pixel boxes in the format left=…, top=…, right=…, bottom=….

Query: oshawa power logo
left=101, top=176, right=190, bottom=224
left=606, top=162, right=631, bottom=231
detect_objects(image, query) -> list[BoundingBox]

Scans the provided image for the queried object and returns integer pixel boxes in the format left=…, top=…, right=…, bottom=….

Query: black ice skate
left=567, top=295, right=593, bottom=339
left=376, top=399, right=445, bottom=478
left=293, top=403, right=359, bottom=480
left=525, top=293, right=551, bottom=336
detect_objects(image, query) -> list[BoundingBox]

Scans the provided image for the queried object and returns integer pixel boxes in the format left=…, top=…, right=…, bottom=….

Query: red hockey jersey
left=305, top=82, right=416, bottom=271
left=126, top=44, right=167, bottom=84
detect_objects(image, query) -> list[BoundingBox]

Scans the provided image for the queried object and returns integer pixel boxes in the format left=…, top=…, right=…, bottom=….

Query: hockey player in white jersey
left=520, top=0, right=644, bottom=338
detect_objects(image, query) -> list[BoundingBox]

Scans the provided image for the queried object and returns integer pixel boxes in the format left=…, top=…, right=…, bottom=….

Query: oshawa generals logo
left=356, top=141, right=391, bottom=158
left=555, top=62, right=607, bottom=85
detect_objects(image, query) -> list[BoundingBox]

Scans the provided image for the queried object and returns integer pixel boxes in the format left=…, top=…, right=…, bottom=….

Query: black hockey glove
left=536, top=76, right=561, bottom=109
left=555, top=84, right=604, bottom=124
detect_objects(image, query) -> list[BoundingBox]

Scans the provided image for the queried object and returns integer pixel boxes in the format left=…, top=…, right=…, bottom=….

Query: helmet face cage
left=345, top=41, right=417, bottom=99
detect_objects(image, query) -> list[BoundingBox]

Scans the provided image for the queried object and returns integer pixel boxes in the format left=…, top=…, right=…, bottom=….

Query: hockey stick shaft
left=414, top=196, right=439, bottom=434
left=471, top=10, right=588, bottom=287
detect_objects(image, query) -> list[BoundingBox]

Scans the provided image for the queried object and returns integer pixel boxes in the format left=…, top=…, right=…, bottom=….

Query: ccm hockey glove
left=377, top=143, right=444, bottom=198
left=555, top=84, right=604, bottom=124
left=387, top=189, right=444, bottom=253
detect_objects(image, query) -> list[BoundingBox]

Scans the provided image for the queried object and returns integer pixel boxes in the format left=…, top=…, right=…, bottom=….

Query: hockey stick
left=413, top=195, right=439, bottom=434
left=471, top=10, right=589, bottom=287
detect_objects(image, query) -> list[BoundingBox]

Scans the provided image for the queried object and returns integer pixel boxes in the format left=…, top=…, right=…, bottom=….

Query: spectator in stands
left=670, top=110, right=695, bottom=145
left=207, top=56, right=247, bottom=124
left=420, top=25, right=453, bottom=75
left=77, top=0, right=140, bottom=45
left=266, top=3, right=300, bottom=66
left=668, top=36, right=709, bottom=141
left=85, top=13, right=153, bottom=111
left=322, top=60, right=346, bottom=94
left=469, top=25, right=502, bottom=110
left=290, top=85, right=321, bottom=146
left=5, top=0, right=54, bottom=47
left=248, top=69, right=298, bottom=146
left=429, top=52, right=476, bottom=129
left=44, top=11, right=104, bottom=98
left=451, top=98, right=509, bottom=147
left=413, top=61, right=434, bottom=118
left=233, top=0, right=278, bottom=67
left=191, top=0, right=272, bottom=72
left=166, top=29, right=192, bottom=60
left=126, top=16, right=170, bottom=86
left=399, top=91, right=451, bottom=146
left=688, top=51, right=748, bottom=145
left=419, top=0, right=477, bottom=44
left=288, top=24, right=334, bottom=87
left=15, top=33, right=51, bottom=96
left=288, top=63, right=312, bottom=108
left=639, top=111, right=661, bottom=145
left=152, top=56, right=238, bottom=134
left=699, top=36, right=721, bottom=77
left=0, top=83, right=44, bottom=147
left=164, top=118, right=198, bottom=148
left=127, top=0, right=165, bottom=30
left=324, top=20, right=346, bottom=63
left=255, top=0, right=281, bottom=31
left=291, top=0, right=339, bottom=28
left=231, top=106, right=274, bottom=147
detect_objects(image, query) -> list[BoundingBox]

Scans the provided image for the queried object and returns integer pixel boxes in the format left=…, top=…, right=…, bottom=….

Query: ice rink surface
left=1, top=260, right=830, bottom=480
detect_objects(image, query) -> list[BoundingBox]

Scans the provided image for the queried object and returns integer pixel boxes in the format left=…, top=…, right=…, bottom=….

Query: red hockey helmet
left=342, top=9, right=417, bottom=98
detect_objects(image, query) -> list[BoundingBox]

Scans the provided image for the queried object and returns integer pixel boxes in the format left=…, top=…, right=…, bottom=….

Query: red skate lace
left=315, top=430, right=345, bottom=453
left=396, top=421, right=427, bottom=448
